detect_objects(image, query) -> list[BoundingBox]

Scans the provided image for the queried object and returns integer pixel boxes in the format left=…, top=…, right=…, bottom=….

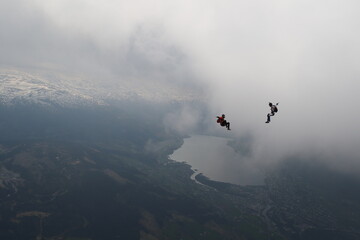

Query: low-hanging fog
left=2, top=0, right=360, bottom=174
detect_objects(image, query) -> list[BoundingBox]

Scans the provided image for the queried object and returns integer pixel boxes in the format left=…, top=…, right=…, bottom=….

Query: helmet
left=222, top=114, right=225, bottom=117
left=269, top=102, right=273, bottom=107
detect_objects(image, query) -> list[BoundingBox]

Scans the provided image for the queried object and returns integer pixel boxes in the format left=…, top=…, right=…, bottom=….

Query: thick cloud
left=2, top=0, right=360, bottom=171
left=0, top=0, right=197, bottom=89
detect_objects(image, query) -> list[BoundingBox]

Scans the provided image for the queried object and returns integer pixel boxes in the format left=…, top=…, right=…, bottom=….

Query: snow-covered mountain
left=0, top=70, right=101, bottom=106
left=0, top=68, right=200, bottom=107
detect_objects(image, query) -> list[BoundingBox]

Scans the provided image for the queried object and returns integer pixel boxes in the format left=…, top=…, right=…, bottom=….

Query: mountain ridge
left=0, top=68, right=201, bottom=107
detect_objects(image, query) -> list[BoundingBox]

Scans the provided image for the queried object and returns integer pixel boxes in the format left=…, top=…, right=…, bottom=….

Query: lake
left=170, top=135, right=264, bottom=185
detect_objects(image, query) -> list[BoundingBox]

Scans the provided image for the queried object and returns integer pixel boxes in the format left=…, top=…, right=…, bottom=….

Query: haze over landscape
left=1, top=0, right=360, bottom=239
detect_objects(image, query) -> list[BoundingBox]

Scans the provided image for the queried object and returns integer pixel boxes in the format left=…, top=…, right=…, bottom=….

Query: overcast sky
left=2, top=0, right=360, bottom=172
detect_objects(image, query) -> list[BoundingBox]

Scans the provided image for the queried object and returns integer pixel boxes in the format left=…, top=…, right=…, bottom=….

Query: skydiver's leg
left=266, top=114, right=270, bottom=123
left=226, top=122, right=230, bottom=130
left=223, top=120, right=227, bottom=127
